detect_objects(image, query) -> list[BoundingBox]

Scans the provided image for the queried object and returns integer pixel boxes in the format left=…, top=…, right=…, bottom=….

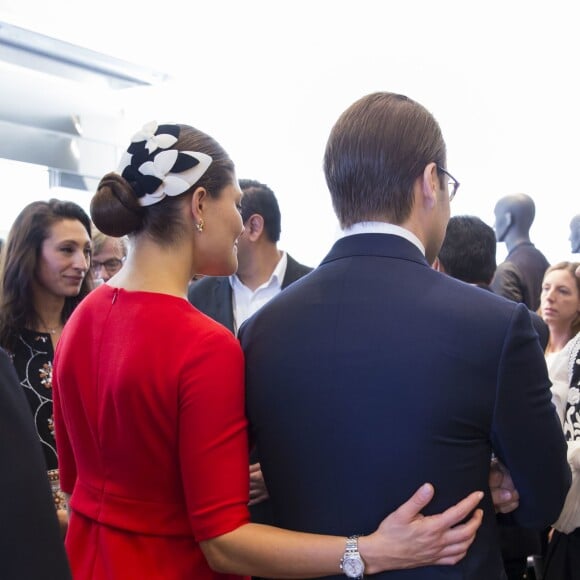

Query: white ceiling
left=0, top=0, right=578, bottom=265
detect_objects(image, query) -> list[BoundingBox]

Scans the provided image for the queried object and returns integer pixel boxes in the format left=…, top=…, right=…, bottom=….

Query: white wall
left=0, top=0, right=578, bottom=266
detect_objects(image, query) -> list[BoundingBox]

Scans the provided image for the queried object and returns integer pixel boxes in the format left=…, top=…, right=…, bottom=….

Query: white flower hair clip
left=129, top=121, right=178, bottom=154
left=118, top=122, right=212, bottom=206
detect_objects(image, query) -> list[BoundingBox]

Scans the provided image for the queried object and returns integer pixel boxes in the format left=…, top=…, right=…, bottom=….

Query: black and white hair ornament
left=118, top=121, right=212, bottom=207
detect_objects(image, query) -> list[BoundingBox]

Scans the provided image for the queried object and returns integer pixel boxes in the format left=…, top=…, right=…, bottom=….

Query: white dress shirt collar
left=340, top=222, right=425, bottom=256
left=230, top=251, right=288, bottom=332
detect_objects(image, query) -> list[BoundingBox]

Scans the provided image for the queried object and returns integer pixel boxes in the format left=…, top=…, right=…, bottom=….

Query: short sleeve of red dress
left=178, top=325, right=251, bottom=540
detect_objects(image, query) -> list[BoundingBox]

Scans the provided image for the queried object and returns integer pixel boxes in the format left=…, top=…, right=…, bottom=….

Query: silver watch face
left=342, top=555, right=364, bottom=578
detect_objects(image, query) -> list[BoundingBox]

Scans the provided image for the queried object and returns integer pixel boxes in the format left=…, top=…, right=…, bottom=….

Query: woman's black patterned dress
left=11, top=328, right=66, bottom=510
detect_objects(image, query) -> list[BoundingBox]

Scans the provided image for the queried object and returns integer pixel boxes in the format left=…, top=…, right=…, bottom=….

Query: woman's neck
left=110, top=235, right=192, bottom=298
left=546, top=326, right=572, bottom=354
left=30, top=296, right=65, bottom=349
left=31, top=288, right=65, bottom=333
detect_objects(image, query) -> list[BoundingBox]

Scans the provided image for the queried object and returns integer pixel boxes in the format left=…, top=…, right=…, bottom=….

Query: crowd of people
left=0, top=93, right=578, bottom=580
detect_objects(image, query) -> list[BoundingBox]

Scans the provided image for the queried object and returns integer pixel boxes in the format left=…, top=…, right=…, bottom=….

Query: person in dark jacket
left=0, top=347, right=71, bottom=579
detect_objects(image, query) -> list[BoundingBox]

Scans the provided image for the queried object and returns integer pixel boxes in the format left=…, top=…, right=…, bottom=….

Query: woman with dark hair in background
left=0, top=198, right=93, bottom=532
left=52, top=121, right=483, bottom=579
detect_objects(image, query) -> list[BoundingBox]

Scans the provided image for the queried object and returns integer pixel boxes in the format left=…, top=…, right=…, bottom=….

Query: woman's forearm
left=200, top=485, right=483, bottom=578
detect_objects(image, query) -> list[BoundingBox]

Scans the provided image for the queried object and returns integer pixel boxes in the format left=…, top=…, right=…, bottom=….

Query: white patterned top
left=549, top=333, right=580, bottom=533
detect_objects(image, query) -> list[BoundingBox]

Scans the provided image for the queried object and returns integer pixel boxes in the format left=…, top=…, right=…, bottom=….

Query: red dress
left=53, top=285, right=250, bottom=579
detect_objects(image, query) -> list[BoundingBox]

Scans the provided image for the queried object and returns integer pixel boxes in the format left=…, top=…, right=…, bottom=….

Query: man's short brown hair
left=324, top=92, right=446, bottom=228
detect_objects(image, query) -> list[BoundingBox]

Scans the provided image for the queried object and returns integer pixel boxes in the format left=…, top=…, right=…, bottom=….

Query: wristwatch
left=340, top=535, right=365, bottom=579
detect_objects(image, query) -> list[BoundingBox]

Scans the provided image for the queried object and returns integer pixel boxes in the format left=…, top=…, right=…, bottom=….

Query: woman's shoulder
left=110, top=286, right=238, bottom=342
left=70, top=285, right=239, bottom=349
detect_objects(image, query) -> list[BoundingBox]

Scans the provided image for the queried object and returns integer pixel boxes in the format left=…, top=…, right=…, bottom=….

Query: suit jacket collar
left=202, top=253, right=311, bottom=332
left=283, top=254, right=312, bottom=288
left=206, top=276, right=235, bottom=332
left=321, top=233, right=430, bottom=268
left=224, top=253, right=312, bottom=291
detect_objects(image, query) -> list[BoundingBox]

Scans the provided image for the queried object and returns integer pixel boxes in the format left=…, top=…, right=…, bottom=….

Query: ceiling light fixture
left=0, top=21, right=170, bottom=89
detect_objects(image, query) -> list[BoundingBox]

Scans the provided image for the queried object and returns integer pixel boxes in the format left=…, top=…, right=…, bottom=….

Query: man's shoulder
left=491, top=260, right=524, bottom=297
left=283, top=254, right=314, bottom=287
left=187, top=275, right=230, bottom=304
left=528, top=310, right=549, bottom=350
left=441, top=269, right=521, bottom=311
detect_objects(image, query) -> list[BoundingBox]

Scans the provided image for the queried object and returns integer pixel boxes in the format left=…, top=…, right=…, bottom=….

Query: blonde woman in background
left=543, top=263, right=580, bottom=579
left=539, top=261, right=580, bottom=373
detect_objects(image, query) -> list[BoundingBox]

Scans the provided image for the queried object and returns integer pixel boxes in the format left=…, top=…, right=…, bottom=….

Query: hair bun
left=91, top=173, right=144, bottom=237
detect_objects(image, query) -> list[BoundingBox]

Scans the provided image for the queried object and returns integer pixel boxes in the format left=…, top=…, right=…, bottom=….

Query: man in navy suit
left=239, top=92, right=570, bottom=579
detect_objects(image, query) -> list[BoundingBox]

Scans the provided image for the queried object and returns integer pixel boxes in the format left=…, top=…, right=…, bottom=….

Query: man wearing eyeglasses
left=91, top=229, right=128, bottom=283
left=239, top=92, right=570, bottom=579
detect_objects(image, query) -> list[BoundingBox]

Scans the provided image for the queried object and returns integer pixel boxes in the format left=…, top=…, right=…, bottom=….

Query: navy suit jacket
left=239, top=234, right=570, bottom=579
left=188, top=253, right=313, bottom=334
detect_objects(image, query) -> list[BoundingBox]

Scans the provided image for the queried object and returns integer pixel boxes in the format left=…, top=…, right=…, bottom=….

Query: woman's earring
left=195, top=219, right=204, bottom=233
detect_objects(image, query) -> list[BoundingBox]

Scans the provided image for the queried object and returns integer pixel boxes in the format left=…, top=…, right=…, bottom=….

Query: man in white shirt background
left=188, top=179, right=312, bottom=335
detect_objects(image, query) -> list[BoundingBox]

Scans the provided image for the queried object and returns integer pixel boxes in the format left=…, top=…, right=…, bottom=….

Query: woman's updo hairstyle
left=91, top=123, right=234, bottom=245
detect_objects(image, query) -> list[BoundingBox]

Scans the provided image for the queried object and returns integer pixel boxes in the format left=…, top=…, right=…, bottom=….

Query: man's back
left=240, top=233, right=569, bottom=579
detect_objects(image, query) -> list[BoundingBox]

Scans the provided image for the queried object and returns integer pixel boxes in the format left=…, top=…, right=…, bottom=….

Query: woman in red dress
left=53, top=121, right=484, bottom=579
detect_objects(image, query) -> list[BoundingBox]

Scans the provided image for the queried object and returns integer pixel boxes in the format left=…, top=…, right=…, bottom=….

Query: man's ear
left=421, top=162, right=439, bottom=210
left=245, top=214, right=264, bottom=241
